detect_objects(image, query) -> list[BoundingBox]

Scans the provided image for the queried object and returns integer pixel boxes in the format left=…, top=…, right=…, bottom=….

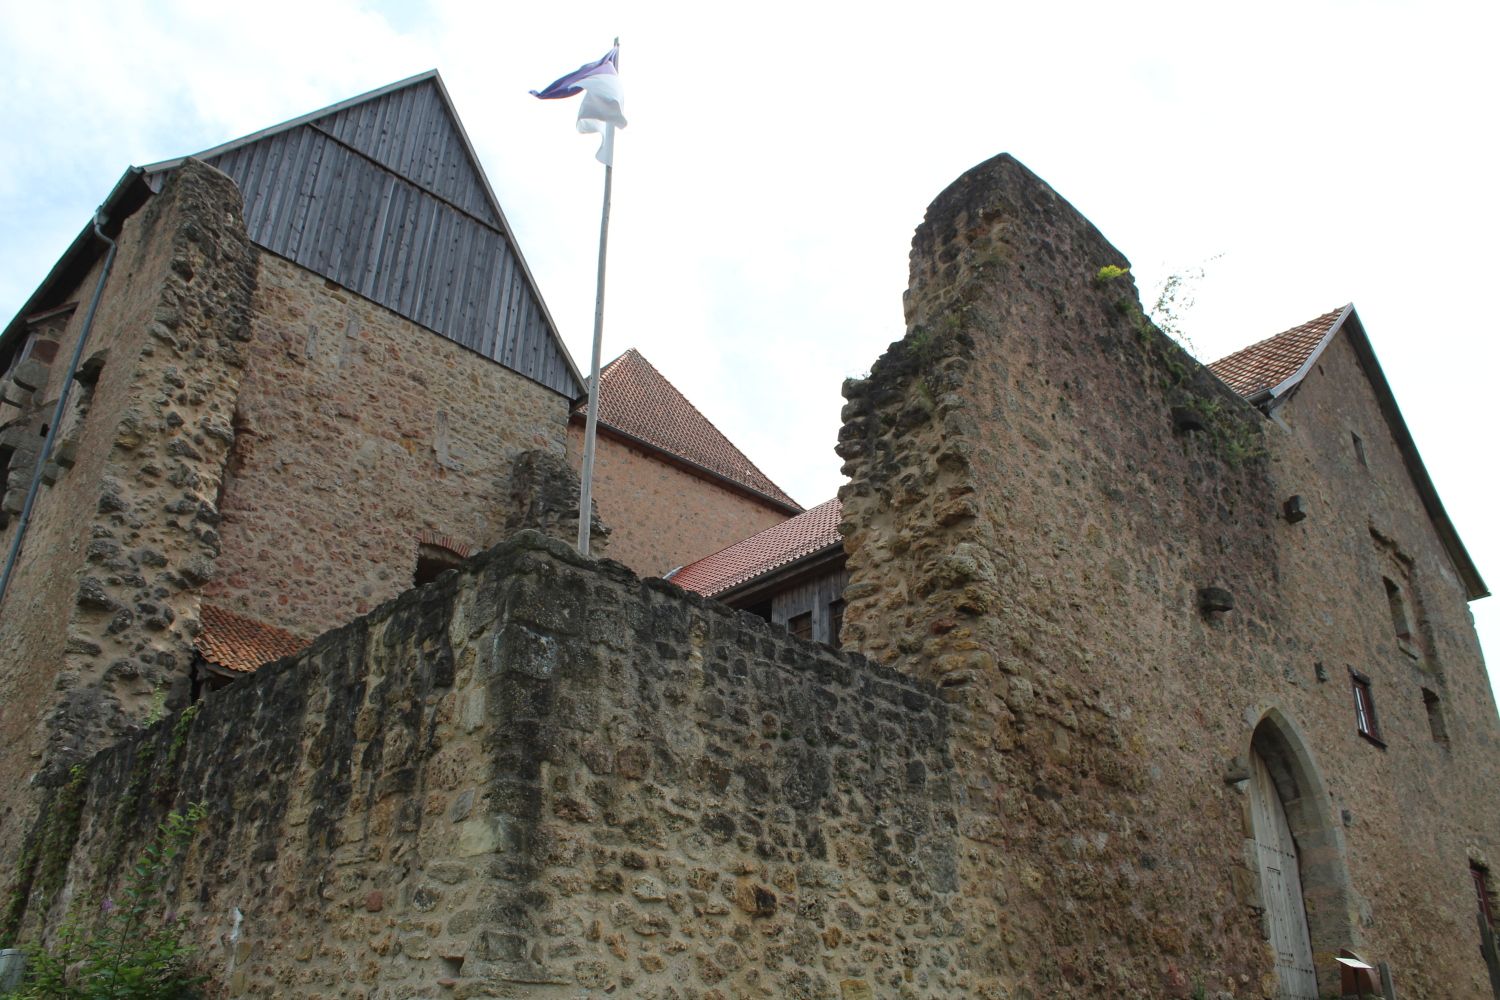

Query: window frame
left=1473, top=863, right=1495, bottom=932
left=1350, top=669, right=1385, bottom=747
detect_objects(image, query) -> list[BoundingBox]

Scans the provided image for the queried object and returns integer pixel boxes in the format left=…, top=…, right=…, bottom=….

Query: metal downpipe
left=0, top=212, right=119, bottom=612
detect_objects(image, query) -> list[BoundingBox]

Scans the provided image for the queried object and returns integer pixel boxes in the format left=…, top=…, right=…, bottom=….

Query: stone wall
left=9, top=532, right=962, bottom=999
left=0, top=160, right=257, bottom=837
left=205, top=253, right=571, bottom=638
left=836, top=153, right=1499, bottom=997
left=0, top=156, right=580, bottom=896
left=566, top=425, right=795, bottom=577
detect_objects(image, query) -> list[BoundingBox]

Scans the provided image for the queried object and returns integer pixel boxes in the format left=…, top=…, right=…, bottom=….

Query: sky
left=1, top=0, right=1495, bottom=692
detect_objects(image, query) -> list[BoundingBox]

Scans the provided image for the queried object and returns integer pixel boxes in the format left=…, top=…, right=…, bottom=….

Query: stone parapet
left=8, top=532, right=963, bottom=998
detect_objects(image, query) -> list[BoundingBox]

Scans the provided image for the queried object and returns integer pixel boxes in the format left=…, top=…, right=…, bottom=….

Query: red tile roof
left=195, top=604, right=307, bottom=674
left=1207, top=305, right=1349, bottom=398
left=581, top=349, right=800, bottom=511
left=672, top=498, right=843, bottom=598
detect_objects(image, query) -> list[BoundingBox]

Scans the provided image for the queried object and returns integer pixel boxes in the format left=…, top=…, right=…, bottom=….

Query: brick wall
left=566, top=424, right=794, bottom=577
left=204, top=252, right=570, bottom=639
left=836, top=153, right=1499, bottom=997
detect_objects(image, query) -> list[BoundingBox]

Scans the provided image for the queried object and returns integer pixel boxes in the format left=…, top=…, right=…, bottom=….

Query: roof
left=582, top=349, right=801, bottom=512
left=195, top=604, right=307, bottom=674
left=1209, top=305, right=1487, bottom=601
left=1207, top=305, right=1350, bottom=399
left=672, top=498, right=842, bottom=598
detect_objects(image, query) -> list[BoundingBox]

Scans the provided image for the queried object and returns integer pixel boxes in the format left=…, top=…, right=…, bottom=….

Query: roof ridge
left=140, top=70, right=442, bottom=175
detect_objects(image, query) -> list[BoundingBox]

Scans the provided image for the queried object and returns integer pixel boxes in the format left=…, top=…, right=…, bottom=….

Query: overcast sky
left=2, top=0, right=1495, bottom=693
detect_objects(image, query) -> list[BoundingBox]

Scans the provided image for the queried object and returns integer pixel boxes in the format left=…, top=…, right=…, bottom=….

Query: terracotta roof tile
left=1207, top=305, right=1348, bottom=398
left=195, top=604, right=307, bottom=674
left=582, top=349, right=800, bottom=510
left=672, top=498, right=843, bottom=598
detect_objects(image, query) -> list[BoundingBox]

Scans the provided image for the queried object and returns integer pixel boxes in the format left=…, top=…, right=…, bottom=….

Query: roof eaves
left=711, top=540, right=845, bottom=603
left=1336, top=310, right=1488, bottom=600
left=1, top=167, right=152, bottom=359
left=425, top=73, right=586, bottom=396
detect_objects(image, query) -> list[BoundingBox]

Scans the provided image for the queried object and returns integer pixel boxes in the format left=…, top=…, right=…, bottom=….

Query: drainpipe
left=0, top=211, right=119, bottom=612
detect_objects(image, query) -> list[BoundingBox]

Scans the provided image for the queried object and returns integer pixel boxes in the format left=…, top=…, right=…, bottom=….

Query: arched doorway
left=1249, top=746, right=1318, bottom=998
left=1247, top=710, right=1357, bottom=999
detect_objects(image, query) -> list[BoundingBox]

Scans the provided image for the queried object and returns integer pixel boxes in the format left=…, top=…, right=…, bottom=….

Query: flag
left=531, top=44, right=627, bottom=165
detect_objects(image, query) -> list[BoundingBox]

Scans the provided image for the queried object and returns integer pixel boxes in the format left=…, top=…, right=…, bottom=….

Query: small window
left=1474, top=864, right=1495, bottom=931
left=1423, top=689, right=1449, bottom=747
left=828, top=599, right=846, bottom=648
left=1351, top=670, right=1384, bottom=745
left=1352, top=431, right=1367, bottom=467
left=787, top=612, right=812, bottom=641
left=1384, top=578, right=1412, bottom=640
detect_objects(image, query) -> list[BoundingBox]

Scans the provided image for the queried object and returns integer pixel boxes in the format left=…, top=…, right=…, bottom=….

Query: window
left=1423, top=688, right=1449, bottom=746
left=1474, top=864, right=1495, bottom=931
left=1351, top=431, right=1367, bottom=467
left=787, top=612, right=812, bottom=641
left=1383, top=578, right=1412, bottom=640
left=828, top=599, right=846, bottom=648
left=1350, top=670, right=1384, bottom=745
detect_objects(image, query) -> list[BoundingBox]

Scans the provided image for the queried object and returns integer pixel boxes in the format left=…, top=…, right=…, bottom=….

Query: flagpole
left=576, top=120, right=614, bottom=556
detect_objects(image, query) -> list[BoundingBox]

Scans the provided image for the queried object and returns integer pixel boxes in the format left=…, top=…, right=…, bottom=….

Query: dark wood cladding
left=202, top=80, right=579, bottom=398
left=312, top=80, right=502, bottom=231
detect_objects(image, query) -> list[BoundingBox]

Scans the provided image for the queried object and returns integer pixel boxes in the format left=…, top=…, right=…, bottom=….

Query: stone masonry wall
left=0, top=160, right=257, bottom=846
left=204, top=253, right=571, bottom=639
left=566, top=426, right=794, bottom=578
left=10, top=532, right=963, bottom=999
left=836, top=153, right=1499, bottom=997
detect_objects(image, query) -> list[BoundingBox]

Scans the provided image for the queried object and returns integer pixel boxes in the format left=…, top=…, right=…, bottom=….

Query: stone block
left=10, top=358, right=48, bottom=392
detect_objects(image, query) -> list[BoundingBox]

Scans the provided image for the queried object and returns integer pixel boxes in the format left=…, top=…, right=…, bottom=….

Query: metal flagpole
left=576, top=118, right=614, bottom=556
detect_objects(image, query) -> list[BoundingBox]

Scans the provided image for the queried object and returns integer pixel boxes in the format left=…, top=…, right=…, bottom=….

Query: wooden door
left=1250, top=750, right=1320, bottom=999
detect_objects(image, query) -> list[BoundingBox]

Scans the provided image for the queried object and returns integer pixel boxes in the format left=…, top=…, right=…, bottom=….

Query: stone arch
left=414, top=530, right=473, bottom=586
left=1245, top=707, right=1358, bottom=997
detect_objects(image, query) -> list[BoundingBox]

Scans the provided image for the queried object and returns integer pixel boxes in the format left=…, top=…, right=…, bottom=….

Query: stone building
left=0, top=74, right=796, bottom=863
left=1, top=76, right=1496, bottom=1000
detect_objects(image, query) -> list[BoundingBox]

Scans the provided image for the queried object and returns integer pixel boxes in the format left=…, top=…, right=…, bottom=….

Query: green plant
left=1094, top=264, right=1129, bottom=284
left=1148, top=254, right=1220, bottom=356
left=18, top=803, right=208, bottom=999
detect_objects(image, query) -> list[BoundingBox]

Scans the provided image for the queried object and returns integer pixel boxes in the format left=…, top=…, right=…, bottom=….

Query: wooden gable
left=144, top=72, right=583, bottom=399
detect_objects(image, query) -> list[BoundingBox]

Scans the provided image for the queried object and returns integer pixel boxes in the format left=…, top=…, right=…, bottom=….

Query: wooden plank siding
left=194, top=79, right=580, bottom=399
left=770, top=569, right=850, bottom=648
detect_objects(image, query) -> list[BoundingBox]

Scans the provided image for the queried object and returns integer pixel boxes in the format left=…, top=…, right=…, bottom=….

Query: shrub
left=18, top=804, right=207, bottom=1000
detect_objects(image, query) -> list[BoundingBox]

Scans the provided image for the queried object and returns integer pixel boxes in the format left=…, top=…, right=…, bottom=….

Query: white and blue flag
left=531, top=44, right=627, bottom=165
